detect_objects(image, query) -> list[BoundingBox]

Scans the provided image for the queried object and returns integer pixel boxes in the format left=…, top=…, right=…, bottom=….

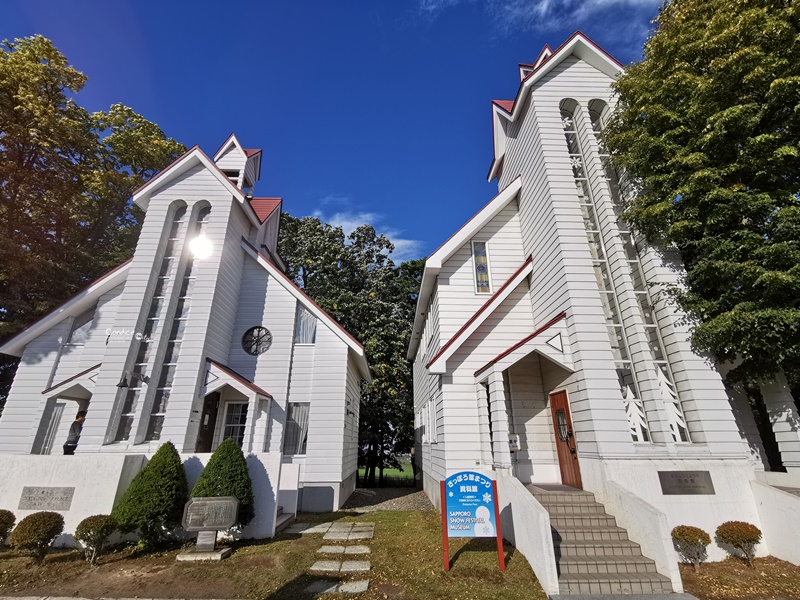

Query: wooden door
left=195, top=392, right=220, bottom=453
left=549, top=390, right=582, bottom=489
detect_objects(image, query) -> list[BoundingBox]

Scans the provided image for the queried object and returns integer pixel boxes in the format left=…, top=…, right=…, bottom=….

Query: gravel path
left=342, top=487, right=434, bottom=512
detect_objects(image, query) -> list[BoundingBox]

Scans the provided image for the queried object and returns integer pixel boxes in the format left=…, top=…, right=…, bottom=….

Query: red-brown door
left=549, top=390, right=582, bottom=489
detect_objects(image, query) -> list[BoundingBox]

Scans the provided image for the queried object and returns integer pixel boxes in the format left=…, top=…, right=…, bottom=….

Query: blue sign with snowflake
left=443, top=471, right=497, bottom=538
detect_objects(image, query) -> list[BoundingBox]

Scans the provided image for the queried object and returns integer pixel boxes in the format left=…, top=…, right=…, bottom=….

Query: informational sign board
left=182, top=496, right=239, bottom=532
left=18, top=487, right=74, bottom=511
left=440, top=471, right=505, bottom=572
left=658, top=471, right=715, bottom=495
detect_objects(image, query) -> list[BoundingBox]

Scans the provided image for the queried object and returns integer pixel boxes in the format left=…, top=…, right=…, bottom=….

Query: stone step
left=545, top=502, right=610, bottom=516
left=553, top=525, right=630, bottom=542
left=274, top=510, right=295, bottom=533
left=558, top=572, right=673, bottom=595
left=554, top=539, right=643, bottom=557
left=531, top=492, right=598, bottom=505
left=551, top=514, right=617, bottom=528
left=557, top=554, right=658, bottom=576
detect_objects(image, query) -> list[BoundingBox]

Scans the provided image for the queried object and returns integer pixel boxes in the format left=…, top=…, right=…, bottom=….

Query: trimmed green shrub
left=75, top=514, right=118, bottom=564
left=671, top=525, right=711, bottom=572
left=192, top=438, right=254, bottom=527
left=112, top=441, right=188, bottom=549
left=8, top=511, right=64, bottom=562
left=716, top=521, right=762, bottom=567
left=0, top=509, right=15, bottom=544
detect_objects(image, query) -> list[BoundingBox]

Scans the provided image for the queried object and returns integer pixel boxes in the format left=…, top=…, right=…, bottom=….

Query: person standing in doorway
left=63, top=411, right=86, bottom=455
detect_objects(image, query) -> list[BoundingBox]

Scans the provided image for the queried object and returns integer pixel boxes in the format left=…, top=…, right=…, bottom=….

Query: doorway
left=549, top=390, right=582, bottom=488
left=195, top=392, right=220, bottom=452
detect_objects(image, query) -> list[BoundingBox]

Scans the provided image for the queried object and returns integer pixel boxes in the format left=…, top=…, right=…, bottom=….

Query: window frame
left=471, top=240, right=493, bottom=294
left=283, top=401, right=311, bottom=456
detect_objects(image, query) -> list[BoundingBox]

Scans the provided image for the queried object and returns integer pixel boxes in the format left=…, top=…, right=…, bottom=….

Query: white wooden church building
left=0, top=134, right=370, bottom=537
left=409, top=33, right=800, bottom=595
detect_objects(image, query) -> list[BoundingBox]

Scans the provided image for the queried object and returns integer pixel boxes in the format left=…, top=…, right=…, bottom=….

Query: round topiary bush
left=192, top=438, right=254, bottom=527
left=75, top=514, right=118, bottom=564
left=671, top=525, right=711, bottom=572
left=0, top=509, right=16, bottom=544
left=8, top=511, right=64, bottom=562
left=112, top=441, right=188, bottom=549
left=716, top=521, right=762, bottom=567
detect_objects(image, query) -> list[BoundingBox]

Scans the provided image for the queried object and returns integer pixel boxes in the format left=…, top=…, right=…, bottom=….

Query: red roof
left=492, top=100, right=515, bottom=113
left=249, top=197, right=281, bottom=223
left=207, top=358, right=272, bottom=398
left=244, top=148, right=262, bottom=158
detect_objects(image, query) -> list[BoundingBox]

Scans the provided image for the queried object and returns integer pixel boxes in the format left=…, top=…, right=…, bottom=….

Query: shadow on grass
left=263, top=572, right=343, bottom=599
left=448, top=538, right=517, bottom=571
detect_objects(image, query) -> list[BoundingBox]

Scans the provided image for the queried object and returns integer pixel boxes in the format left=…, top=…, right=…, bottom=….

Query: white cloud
left=312, top=209, right=424, bottom=262
left=417, top=0, right=659, bottom=32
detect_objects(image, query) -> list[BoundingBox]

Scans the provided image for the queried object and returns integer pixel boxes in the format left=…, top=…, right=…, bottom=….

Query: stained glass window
left=472, top=241, right=491, bottom=293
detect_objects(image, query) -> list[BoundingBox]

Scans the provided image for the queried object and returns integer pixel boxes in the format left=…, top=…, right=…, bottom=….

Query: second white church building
left=409, top=31, right=800, bottom=595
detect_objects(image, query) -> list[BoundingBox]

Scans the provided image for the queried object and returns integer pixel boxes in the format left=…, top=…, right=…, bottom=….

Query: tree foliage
left=191, top=438, right=254, bottom=527
left=0, top=35, right=185, bottom=408
left=603, top=0, right=800, bottom=384
left=112, top=441, right=188, bottom=549
left=278, top=214, right=423, bottom=485
left=671, top=525, right=711, bottom=572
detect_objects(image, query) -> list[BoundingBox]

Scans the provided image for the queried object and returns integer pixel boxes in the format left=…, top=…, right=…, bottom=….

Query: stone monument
left=177, top=496, right=239, bottom=561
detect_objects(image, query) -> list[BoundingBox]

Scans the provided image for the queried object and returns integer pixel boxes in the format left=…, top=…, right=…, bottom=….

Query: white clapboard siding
left=215, top=145, right=246, bottom=178
left=0, top=322, right=68, bottom=453
left=342, top=355, right=362, bottom=480
left=507, top=353, right=557, bottom=467
left=304, top=324, right=348, bottom=481
left=436, top=201, right=525, bottom=343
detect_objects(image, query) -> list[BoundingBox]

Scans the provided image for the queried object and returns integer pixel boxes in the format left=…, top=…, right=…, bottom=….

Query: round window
left=242, top=326, right=272, bottom=355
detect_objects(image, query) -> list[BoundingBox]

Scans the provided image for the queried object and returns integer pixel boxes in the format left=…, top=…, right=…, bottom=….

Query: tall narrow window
left=114, top=205, right=186, bottom=442
left=293, top=305, right=317, bottom=344
left=283, top=402, right=310, bottom=454
left=472, top=241, right=491, bottom=293
left=561, top=103, right=650, bottom=443
left=222, top=402, right=248, bottom=448
left=145, top=206, right=211, bottom=442
left=589, top=102, right=689, bottom=443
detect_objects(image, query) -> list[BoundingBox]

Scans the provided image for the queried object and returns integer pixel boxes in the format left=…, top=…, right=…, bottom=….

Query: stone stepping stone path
left=300, top=521, right=375, bottom=596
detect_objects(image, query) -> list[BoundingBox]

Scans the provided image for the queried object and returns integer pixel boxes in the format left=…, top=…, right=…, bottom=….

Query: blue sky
left=3, top=0, right=660, bottom=261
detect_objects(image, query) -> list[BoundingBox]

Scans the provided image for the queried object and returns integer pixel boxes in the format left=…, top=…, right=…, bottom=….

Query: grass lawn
left=358, top=462, right=414, bottom=479
left=0, top=510, right=545, bottom=600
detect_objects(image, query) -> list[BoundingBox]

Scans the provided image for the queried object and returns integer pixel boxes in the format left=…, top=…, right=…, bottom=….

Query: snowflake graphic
left=482, top=526, right=491, bottom=535
left=569, top=156, right=582, bottom=169
left=449, top=491, right=454, bottom=498
left=482, top=492, right=492, bottom=504
left=561, top=116, right=573, bottom=130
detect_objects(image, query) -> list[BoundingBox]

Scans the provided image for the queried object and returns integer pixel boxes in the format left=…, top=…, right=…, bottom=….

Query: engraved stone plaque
left=658, top=471, right=715, bottom=495
left=195, top=530, right=218, bottom=552
left=182, top=496, right=239, bottom=532
left=18, top=486, right=75, bottom=511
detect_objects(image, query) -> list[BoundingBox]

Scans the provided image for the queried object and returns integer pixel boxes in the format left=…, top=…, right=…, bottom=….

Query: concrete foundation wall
left=0, top=451, right=281, bottom=545
left=582, top=457, right=766, bottom=561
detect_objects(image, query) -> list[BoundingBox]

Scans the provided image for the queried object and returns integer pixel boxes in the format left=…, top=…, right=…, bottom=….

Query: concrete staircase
left=275, top=505, right=295, bottom=532
left=528, top=485, right=673, bottom=596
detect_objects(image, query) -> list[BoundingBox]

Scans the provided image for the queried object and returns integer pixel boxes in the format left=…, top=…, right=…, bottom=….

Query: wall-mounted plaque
left=18, top=486, right=75, bottom=511
left=182, top=496, right=239, bottom=532
left=658, top=471, right=715, bottom=495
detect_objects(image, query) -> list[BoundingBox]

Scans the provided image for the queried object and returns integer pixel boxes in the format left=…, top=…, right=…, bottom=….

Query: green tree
left=0, top=35, right=185, bottom=410
left=112, top=441, right=188, bottom=549
left=278, top=214, right=423, bottom=486
left=603, top=0, right=800, bottom=387
left=191, top=438, right=254, bottom=527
